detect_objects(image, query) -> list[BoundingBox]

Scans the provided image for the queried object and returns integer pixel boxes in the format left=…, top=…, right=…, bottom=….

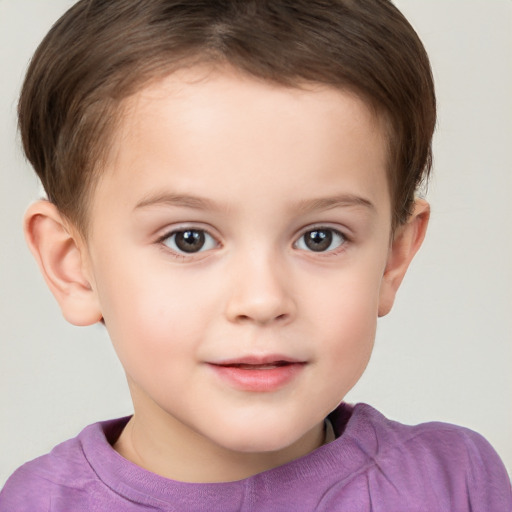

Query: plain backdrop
left=1, top=0, right=511, bottom=486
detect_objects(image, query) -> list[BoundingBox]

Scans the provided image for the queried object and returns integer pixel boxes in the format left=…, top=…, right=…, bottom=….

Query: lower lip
left=208, top=363, right=305, bottom=392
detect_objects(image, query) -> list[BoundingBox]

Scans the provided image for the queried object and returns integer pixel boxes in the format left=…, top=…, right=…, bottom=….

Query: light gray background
left=1, top=0, right=511, bottom=485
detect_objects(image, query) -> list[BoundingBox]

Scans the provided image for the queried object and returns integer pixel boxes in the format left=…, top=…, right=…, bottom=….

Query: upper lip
left=208, top=355, right=305, bottom=366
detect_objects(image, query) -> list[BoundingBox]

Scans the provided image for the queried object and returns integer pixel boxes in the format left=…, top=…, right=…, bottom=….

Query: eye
left=162, top=229, right=217, bottom=254
left=295, top=228, right=346, bottom=253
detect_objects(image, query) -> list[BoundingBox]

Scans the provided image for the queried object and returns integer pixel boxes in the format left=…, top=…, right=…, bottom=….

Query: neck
left=113, top=409, right=326, bottom=483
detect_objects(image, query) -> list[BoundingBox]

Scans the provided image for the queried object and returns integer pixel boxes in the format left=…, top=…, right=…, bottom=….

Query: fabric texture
left=1, top=403, right=511, bottom=511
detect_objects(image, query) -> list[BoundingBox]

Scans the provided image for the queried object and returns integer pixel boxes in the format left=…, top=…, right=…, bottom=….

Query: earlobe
left=378, top=199, right=430, bottom=317
left=24, top=200, right=103, bottom=326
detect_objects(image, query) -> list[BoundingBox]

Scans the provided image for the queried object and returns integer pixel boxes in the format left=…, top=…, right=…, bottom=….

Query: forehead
left=115, top=65, right=386, bottom=141
left=93, top=66, right=390, bottom=220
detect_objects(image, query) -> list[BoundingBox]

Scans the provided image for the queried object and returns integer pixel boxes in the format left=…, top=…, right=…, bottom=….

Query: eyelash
left=156, top=225, right=349, bottom=259
left=157, top=228, right=219, bottom=258
left=294, top=226, right=348, bottom=255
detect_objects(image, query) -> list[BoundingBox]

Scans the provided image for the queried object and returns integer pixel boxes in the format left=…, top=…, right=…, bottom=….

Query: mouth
left=211, top=355, right=304, bottom=366
left=223, top=361, right=292, bottom=370
left=207, top=356, right=306, bottom=392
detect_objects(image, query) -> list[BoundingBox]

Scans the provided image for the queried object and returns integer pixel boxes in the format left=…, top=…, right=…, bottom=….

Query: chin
left=213, top=422, right=314, bottom=455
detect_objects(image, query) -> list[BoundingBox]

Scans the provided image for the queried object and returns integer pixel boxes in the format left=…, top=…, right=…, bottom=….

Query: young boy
left=1, top=0, right=510, bottom=510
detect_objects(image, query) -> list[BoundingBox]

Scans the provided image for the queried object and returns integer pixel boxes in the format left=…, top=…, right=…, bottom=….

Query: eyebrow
left=134, top=192, right=375, bottom=215
left=295, top=194, right=376, bottom=215
left=135, top=193, right=222, bottom=212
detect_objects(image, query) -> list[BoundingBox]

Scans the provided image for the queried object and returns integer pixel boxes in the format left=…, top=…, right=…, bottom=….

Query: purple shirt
left=1, top=403, right=511, bottom=511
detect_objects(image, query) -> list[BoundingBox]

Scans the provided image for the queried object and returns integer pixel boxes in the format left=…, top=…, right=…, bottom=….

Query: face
left=82, top=67, right=395, bottom=474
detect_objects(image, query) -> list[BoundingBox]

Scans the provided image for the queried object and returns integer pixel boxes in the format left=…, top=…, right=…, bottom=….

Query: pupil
left=305, top=230, right=332, bottom=252
left=175, top=230, right=205, bottom=253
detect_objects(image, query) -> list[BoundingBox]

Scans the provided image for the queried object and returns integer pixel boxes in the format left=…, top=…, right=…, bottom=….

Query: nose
left=224, top=251, right=296, bottom=326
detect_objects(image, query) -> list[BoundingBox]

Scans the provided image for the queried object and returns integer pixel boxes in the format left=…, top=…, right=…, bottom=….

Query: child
left=1, top=0, right=510, bottom=510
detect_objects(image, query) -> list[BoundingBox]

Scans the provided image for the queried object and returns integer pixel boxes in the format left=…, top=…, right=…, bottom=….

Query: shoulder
left=345, top=403, right=512, bottom=510
left=0, top=436, right=86, bottom=511
left=0, top=418, right=128, bottom=512
left=354, top=403, right=505, bottom=469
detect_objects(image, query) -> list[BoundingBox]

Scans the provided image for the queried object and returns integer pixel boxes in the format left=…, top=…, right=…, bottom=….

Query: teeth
left=233, top=362, right=289, bottom=370
left=239, top=364, right=275, bottom=370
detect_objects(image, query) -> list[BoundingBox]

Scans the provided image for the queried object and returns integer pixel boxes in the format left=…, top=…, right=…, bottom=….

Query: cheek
left=94, top=256, right=220, bottom=374
left=307, top=266, right=382, bottom=388
left=323, top=287, right=377, bottom=361
left=307, top=257, right=382, bottom=330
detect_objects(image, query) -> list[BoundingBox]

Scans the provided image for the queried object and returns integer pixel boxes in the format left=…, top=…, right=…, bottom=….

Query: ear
left=24, top=200, right=102, bottom=326
left=378, top=199, right=430, bottom=317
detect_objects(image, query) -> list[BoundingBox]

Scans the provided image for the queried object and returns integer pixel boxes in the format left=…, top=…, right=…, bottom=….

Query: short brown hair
left=19, top=0, right=436, bottom=233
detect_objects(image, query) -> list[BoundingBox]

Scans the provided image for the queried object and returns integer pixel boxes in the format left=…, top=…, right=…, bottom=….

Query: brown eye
left=296, top=228, right=345, bottom=252
left=163, top=229, right=216, bottom=254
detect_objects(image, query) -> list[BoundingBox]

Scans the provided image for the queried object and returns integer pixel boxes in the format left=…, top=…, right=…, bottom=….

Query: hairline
left=77, top=59, right=397, bottom=240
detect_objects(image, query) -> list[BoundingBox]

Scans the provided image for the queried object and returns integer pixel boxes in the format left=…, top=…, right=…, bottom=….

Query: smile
left=207, top=356, right=306, bottom=392
left=224, top=361, right=292, bottom=370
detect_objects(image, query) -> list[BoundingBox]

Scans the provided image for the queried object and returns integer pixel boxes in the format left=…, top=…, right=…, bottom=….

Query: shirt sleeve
left=463, top=428, right=512, bottom=511
left=0, top=464, right=52, bottom=512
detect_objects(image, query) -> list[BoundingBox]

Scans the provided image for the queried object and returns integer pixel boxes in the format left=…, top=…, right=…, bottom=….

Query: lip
left=207, top=355, right=306, bottom=392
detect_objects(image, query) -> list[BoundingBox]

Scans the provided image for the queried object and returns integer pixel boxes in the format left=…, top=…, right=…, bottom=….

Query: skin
left=24, top=67, right=429, bottom=483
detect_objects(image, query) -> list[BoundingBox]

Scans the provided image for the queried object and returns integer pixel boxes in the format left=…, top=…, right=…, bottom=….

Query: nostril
left=234, top=312, right=289, bottom=325
left=225, top=281, right=296, bottom=325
